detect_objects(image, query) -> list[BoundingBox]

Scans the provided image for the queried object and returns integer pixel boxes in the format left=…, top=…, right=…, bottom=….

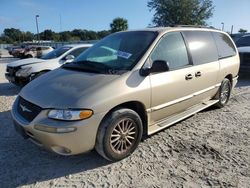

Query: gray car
left=12, top=27, right=239, bottom=161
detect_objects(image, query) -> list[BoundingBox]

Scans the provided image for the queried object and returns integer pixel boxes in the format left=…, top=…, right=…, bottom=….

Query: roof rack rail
left=172, top=25, right=216, bottom=29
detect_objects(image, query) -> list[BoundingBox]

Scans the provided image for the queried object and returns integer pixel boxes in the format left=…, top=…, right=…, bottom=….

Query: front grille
left=17, top=97, right=42, bottom=122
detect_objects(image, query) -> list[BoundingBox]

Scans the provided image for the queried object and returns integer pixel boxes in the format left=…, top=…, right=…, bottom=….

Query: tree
left=3, top=28, right=23, bottom=43
left=42, top=29, right=55, bottom=40
left=97, top=30, right=111, bottom=39
left=110, top=17, right=128, bottom=33
left=148, top=0, right=214, bottom=26
left=59, top=31, right=72, bottom=41
left=23, top=31, right=34, bottom=41
left=238, top=28, right=248, bottom=34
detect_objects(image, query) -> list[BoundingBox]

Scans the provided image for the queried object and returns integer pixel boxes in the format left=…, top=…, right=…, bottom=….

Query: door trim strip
left=146, top=83, right=221, bottom=113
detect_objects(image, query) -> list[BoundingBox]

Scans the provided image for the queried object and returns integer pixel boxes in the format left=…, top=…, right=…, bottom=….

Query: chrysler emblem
left=20, top=104, right=32, bottom=113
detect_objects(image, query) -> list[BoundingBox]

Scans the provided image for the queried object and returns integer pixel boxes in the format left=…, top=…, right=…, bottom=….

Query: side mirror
left=140, top=60, right=169, bottom=76
left=65, top=55, right=75, bottom=61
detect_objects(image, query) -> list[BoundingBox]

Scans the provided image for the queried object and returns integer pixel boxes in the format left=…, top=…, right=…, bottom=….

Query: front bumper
left=5, top=73, right=30, bottom=86
left=11, top=98, right=106, bottom=155
left=232, top=76, right=238, bottom=89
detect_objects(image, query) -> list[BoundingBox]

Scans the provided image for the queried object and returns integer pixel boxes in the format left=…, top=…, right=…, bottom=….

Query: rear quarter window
left=212, top=32, right=236, bottom=59
left=183, top=31, right=218, bottom=65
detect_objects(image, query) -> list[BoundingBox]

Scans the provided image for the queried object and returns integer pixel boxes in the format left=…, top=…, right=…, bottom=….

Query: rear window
left=212, top=32, right=236, bottom=59
left=40, top=46, right=72, bottom=60
left=235, top=36, right=250, bottom=48
left=69, top=47, right=88, bottom=57
left=183, top=31, right=218, bottom=65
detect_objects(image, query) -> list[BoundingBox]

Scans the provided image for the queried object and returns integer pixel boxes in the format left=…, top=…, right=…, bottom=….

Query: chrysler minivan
left=12, top=27, right=239, bottom=161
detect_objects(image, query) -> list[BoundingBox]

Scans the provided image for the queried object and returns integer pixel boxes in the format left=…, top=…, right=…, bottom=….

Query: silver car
left=12, top=27, right=239, bottom=161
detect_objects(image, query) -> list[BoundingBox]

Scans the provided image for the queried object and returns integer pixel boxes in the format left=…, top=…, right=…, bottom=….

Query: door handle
left=185, top=74, right=193, bottom=80
left=195, top=71, right=202, bottom=77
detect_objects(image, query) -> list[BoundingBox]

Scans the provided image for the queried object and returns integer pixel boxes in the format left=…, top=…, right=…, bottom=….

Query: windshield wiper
left=76, top=60, right=111, bottom=70
left=62, top=63, right=102, bottom=73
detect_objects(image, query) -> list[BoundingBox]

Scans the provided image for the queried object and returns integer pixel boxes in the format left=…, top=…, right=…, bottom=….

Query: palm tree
left=110, top=17, right=128, bottom=33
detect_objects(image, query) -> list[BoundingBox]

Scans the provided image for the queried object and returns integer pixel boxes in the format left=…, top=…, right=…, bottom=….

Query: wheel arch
left=225, top=74, right=233, bottom=85
left=99, top=101, right=148, bottom=136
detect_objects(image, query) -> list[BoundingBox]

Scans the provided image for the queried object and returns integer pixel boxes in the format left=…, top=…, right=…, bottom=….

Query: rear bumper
left=11, top=98, right=106, bottom=155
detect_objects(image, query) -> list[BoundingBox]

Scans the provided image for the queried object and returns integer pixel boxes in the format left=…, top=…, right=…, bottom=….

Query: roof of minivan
left=125, top=26, right=223, bottom=35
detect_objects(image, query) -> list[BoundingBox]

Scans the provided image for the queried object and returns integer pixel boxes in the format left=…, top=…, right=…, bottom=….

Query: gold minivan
left=12, top=26, right=240, bottom=161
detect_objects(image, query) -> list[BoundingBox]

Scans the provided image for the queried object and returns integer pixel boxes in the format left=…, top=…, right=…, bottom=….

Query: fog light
left=34, top=125, right=76, bottom=133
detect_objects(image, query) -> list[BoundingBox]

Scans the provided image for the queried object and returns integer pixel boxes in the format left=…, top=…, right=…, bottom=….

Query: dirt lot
left=0, top=59, right=249, bottom=188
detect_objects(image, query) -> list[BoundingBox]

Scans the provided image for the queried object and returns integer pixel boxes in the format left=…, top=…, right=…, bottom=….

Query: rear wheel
left=95, top=108, right=143, bottom=161
left=215, top=78, right=231, bottom=108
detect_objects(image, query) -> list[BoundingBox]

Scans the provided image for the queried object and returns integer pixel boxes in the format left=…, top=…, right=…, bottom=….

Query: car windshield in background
left=235, top=36, right=250, bottom=47
left=63, top=31, right=158, bottom=74
left=41, top=46, right=72, bottom=60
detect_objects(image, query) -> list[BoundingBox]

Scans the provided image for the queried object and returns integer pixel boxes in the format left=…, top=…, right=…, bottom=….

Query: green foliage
left=110, top=17, right=128, bottom=33
left=3, top=28, right=23, bottom=43
left=0, top=16, right=128, bottom=43
left=148, top=0, right=214, bottom=26
left=98, top=30, right=111, bottom=38
left=40, top=29, right=55, bottom=40
left=59, top=31, right=72, bottom=41
left=23, top=31, right=34, bottom=41
left=238, top=28, right=248, bottom=34
left=0, top=28, right=111, bottom=43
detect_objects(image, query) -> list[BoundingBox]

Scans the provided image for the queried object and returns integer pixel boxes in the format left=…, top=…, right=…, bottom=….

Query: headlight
left=48, top=109, right=93, bottom=121
left=16, top=67, right=32, bottom=77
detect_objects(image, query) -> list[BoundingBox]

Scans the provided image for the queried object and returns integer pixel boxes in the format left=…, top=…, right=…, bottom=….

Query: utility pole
left=221, top=22, right=224, bottom=31
left=60, top=14, right=62, bottom=32
left=35, top=15, right=40, bottom=42
left=231, top=25, right=234, bottom=34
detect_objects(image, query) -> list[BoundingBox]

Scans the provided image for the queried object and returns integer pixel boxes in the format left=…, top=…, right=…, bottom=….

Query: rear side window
left=68, top=47, right=88, bottom=58
left=183, top=31, right=218, bottom=65
left=212, top=32, right=236, bottom=59
left=151, top=32, right=190, bottom=70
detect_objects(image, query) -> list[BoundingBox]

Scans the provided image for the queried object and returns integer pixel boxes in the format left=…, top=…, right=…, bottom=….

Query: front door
left=148, top=32, right=197, bottom=124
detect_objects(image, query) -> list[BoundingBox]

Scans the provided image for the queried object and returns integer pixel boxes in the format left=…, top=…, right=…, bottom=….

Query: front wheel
left=95, top=108, right=143, bottom=161
left=215, top=78, right=232, bottom=108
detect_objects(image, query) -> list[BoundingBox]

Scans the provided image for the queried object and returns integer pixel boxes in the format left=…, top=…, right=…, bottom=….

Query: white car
left=5, top=44, right=92, bottom=86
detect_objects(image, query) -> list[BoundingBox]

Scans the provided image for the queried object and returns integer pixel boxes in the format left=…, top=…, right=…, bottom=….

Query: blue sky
left=0, top=0, right=249, bottom=34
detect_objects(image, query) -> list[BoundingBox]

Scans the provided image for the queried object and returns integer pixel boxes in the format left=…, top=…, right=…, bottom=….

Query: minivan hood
left=8, top=58, right=46, bottom=67
left=20, top=68, right=120, bottom=109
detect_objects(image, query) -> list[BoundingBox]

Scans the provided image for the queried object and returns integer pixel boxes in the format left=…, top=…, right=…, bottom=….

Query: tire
left=95, top=108, right=143, bottom=161
left=214, top=78, right=232, bottom=108
left=26, top=54, right=33, bottom=58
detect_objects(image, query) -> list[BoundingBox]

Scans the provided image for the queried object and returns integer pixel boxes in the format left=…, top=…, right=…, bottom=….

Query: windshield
left=236, top=36, right=250, bottom=47
left=40, top=46, right=72, bottom=60
left=63, top=31, right=157, bottom=74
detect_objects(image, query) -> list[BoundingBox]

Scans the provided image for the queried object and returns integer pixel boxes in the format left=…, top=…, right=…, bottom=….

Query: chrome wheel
left=110, top=118, right=137, bottom=154
left=220, top=82, right=230, bottom=104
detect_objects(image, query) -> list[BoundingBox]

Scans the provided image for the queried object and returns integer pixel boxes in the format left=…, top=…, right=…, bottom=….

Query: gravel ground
left=0, top=59, right=249, bottom=188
